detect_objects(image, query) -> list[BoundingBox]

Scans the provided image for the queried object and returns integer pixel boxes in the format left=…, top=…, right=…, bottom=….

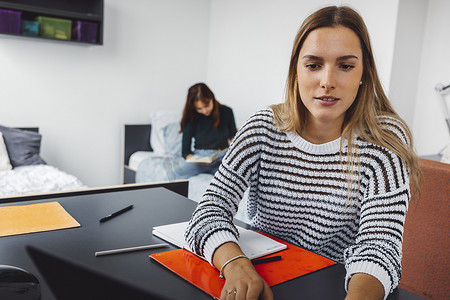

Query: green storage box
left=36, top=16, right=71, bottom=40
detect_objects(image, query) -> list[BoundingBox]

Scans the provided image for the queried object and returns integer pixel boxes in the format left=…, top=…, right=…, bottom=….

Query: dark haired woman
left=166, top=83, right=237, bottom=179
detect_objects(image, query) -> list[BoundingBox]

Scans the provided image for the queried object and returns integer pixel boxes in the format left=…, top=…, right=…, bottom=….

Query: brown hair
left=271, top=5, right=422, bottom=198
left=180, top=83, right=222, bottom=131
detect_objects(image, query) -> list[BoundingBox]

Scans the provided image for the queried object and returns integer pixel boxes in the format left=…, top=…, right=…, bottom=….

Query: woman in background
left=166, top=83, right=237, bottom=179
left=185, top=6, right=422, bottom=300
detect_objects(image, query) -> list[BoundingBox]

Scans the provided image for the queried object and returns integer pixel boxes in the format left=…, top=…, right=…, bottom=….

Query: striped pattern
left=185, top=108, right=410, bottom=297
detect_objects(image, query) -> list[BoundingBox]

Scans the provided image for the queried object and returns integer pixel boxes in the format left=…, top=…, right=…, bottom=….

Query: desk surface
left=0, top=187, right=424, bottom=300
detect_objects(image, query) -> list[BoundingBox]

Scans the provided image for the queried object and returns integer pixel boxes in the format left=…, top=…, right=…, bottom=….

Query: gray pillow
left=0, top=125, right=46, bottom=167
left=163, top=122, right=182, bottom=157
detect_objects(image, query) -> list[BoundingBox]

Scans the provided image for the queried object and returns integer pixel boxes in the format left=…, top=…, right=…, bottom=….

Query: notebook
left=152, top=221, right=287, bottom=260
left=150, top=233, right=336, bottom=299
left=0, top=201, right=80, bottom=237
left=185, top=149, right=227, bottom=164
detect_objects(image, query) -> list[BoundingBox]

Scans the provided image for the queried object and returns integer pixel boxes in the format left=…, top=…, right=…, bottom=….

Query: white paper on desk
left=152, top=221, right=287, bottom=260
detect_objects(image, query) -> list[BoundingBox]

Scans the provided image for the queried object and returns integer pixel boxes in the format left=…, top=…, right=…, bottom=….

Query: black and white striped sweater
left=185, top=108, right=410, bottom=298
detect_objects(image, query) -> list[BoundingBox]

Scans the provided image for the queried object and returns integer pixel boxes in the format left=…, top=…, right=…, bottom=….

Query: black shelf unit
left=0, top=0, right=104, bottom=45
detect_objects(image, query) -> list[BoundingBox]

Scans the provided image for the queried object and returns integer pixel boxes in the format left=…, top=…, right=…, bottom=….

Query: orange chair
left=399, top=158, right=450, bottom=299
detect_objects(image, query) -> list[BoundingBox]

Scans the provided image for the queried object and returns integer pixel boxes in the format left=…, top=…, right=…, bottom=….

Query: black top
left=181, top=105, right=237, bottom=158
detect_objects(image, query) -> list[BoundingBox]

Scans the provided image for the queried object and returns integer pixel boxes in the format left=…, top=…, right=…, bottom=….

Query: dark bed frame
left=17, top=127, right=39, bottom=133
left=122, top=124, right=152, bottom=184
left=0, top=180, right=189, bottom=204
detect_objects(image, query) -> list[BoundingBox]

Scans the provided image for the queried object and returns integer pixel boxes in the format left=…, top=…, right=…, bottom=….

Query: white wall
left=209, top=0, right=450, bottom=157
left=1, top=0, right=446, bottom=188
left=413, top=0, right=450, bottom=155
left=0, top=0, right=211, bottom=187
left=207, top=0, right=399, bottom=127
left=389, top=0, right=428, bottom=128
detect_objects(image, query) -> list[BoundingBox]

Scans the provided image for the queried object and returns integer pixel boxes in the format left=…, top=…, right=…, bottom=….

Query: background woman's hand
left=185, top=153, right=213, bottom=165
left=214, top=242, right=273, bottom=300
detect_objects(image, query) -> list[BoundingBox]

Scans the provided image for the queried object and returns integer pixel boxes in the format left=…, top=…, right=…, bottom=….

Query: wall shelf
left=0, top=0, right=104, bottom=45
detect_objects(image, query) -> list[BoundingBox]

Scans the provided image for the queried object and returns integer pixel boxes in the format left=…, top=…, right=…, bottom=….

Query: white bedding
left=128, top=151, right=165, bottom=171
left=0, top=165, right=86, bottom=197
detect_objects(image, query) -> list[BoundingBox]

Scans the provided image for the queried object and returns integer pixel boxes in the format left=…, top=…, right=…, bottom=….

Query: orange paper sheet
left=150, top=233, right=336, bottom=299
left=0, top=201, right=80, bottom=237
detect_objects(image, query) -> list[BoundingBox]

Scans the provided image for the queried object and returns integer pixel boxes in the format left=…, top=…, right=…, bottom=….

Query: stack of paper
left=152, top=221, right=287, bottom=259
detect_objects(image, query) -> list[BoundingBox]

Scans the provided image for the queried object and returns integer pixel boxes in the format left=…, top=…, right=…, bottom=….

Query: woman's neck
left=301, top=121, right=342, bottom=145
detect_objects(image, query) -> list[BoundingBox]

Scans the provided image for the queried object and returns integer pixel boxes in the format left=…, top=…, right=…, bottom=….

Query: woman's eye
left=305, top=64, right=320, bottom=70
left=339, top=64, right=355, bottom=71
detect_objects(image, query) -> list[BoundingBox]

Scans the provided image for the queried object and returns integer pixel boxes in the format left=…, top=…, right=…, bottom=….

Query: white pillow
left=0, top=132, right=12, bottom=171
left=149, top=110, right=181, bottom=154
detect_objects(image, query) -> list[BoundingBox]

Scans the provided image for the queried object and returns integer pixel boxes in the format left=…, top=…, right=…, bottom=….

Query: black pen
left=99, top=205, right=134, bottom=223
left=251, top=255, right=282, bottom=265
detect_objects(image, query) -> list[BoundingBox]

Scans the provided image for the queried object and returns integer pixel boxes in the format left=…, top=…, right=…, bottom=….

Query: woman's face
left=297, top=26, right=363, bottom=129
left=194, top=99, right=214, bottom=116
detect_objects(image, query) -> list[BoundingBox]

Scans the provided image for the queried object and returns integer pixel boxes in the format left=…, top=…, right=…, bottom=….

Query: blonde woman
left=185, top=5, right=421, bottom=300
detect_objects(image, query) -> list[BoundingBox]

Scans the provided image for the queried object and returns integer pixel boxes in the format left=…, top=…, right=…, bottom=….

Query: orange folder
left=0, top=201, right=80, bottom=237
left=150, top=233, right=336, bottom=299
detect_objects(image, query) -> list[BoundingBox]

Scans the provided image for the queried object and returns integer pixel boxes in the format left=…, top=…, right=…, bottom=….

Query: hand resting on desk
left=213, top=242, right=273, bottom=300
left=214, top=243, right=385, bottom=300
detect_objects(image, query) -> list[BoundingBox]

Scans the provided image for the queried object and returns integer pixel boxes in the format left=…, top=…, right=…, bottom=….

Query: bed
left=0, top=125, right=85, bottom=198
left=122, top=111, right=249, bottom=223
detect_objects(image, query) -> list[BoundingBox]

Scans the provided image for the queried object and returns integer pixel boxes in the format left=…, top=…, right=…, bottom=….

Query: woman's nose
left=320, top=67, right=336, bottom=90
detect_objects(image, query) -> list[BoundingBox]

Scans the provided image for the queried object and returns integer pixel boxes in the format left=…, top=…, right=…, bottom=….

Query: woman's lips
left=314, top=96, right=340, bottom=106
left=315, top=96, right=340, bottom=101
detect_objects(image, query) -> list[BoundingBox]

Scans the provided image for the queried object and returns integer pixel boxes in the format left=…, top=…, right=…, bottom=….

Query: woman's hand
left=345, top=273, right=384, bottom=300
left=219, top=257, right=272, bottom=300
left=213, top=242, right=273, bottom=300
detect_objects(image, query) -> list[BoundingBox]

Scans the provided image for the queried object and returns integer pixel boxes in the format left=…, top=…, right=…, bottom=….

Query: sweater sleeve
left=226, top=107, right=237, bottom=139
left=344, top=123, right=411, bottom=299
left=184, top=109, right=270, bottom=264
left=344, top=186, right=409, bottom=299
left=181, top=122, right=193, bottom=159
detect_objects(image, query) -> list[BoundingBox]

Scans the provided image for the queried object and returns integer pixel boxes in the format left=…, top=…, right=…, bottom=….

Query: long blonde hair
left=271, top=5, right=422, bottom=197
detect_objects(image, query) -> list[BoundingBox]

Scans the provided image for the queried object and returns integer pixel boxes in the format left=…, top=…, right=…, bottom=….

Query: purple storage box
left=72, top=20, right=98, bottom=43
left=0, top=9, right=22, bottom=34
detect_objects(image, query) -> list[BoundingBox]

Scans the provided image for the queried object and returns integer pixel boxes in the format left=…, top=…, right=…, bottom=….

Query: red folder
left=150, top=233, right=336, bottom=299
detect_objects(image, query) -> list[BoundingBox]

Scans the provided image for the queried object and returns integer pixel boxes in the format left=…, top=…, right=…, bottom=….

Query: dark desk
left=0, top=187, right=424, bottom=300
